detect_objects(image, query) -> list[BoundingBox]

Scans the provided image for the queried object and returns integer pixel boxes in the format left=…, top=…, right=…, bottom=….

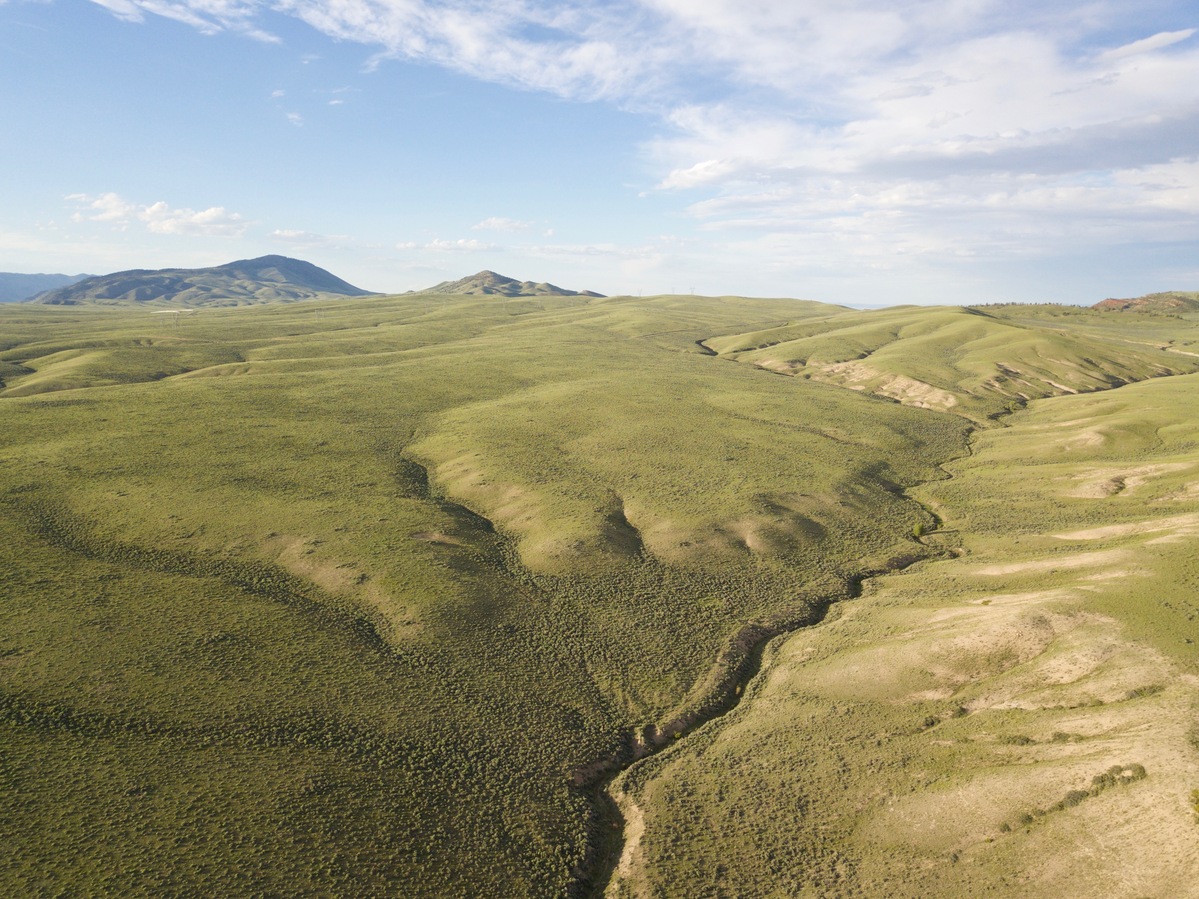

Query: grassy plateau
left=1, top=290, right=1197, bottom=896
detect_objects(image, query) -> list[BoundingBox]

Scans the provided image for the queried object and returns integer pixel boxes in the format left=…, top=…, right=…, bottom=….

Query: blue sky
left=2, top=0, right=1197, bottom=304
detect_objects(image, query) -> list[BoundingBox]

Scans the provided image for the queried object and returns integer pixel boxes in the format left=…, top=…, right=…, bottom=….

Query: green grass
left=610, top=326, right=1199, bottom=898
left=0, top=292, right=968, bottom=895
left=706, top=304, right=1199, bottom=421
left=2, top=293, right=1197, bottom=895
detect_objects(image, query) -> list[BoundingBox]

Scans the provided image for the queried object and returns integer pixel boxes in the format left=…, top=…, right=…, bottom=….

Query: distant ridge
left=0, top=272, right=92, bottom=303
left=419, top=270, right=604, bottom=298
left=1093, top=291, right=1199, bottom=313
left=28, top=255, right=375, bottom=307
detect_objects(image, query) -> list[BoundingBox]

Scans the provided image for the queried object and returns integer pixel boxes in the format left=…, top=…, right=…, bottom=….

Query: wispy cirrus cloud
left=87, top=0, right=660, bottom=101
left=67, top=192, right=249, bottom=237
left=85, top=0, right=1199, bottom=291
left=472, top=216, right=533, bottom=232
left=269, top=228, right=351, bottom=248
left=89, top=0, right=280, bottom=42
left=397, top=237, right=501, bottom=252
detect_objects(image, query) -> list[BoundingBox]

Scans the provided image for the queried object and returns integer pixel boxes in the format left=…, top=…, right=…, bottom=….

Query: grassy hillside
left=706, top=303, right=1196, bottom=421
left=610, top=312, right=1199, bottom=898
left=0, top=291, right=966, bottom=895
left=1, top=292, right=1195, bottom=896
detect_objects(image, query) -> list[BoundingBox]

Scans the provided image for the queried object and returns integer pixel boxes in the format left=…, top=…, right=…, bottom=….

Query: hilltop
left=419, top=269, right=604, bottom=297
left=1093, top=290, right=1199, bottom=313
left=0, top=272, right=92, bottom=303
left=27, top=255, right=375, bottom=307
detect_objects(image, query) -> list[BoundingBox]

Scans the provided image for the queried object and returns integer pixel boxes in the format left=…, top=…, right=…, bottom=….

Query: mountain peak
left=28, top=256, right=375, bottom=307
left=420, top=270, right=604, bottom=297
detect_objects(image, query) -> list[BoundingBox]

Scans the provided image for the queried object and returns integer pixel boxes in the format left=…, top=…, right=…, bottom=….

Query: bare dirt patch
left=605, top=790, right=647, bottom=898
left=810, top=360, right=960, bottom=411
left=1065, top=463, right=1194, bottom=498
left=970, top=549, right=1130, bottom=576
left=1054, top=513, right=1199, bottom=541
left=409, top=531, right=464, bottom=546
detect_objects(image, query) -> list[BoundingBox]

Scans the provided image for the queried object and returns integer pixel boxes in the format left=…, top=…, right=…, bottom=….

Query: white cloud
left=286, top=111, right=303, bottom=126
left=472, top=216, right=533, bottom=232
left=89, top=0, right=658, bottom=101
left=87, top=0, right=1199, bottom=287
left=644, top=11, right=1199, bottom=262
left=89, top=0, right=146, bottom=23
left=525, top=241, right=659, bottom=260
left=88, top=0, right=279, bottom=41
left=397, top=237, right=501, bottom=252
left=658, top=158, right=737, bottom=190
left=1096, top=28, right=1196, bottom=63
left=67, top=192, right=249, bottom=237
left=269, top=228, right=349, bottom=247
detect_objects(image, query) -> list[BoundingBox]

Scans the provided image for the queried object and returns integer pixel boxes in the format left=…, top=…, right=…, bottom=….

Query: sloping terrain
left=1094, top=291, right=1199, bottom=313
left=705, top=304, right=1195, bottom=421
left=0, top=291, right=961, bottom=895
left=27, top=255, right=374, bottom=306
left=1, top=293, right=1197, bottom=896
left=0, top=272, right=90, bottom=303
left=609, top=308, right=1199, bottom=898
left=420, top=269, right=604, bottom=297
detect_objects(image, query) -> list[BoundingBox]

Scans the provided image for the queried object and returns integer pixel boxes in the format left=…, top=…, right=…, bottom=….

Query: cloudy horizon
left=2, top=0, right=1196, bottom=304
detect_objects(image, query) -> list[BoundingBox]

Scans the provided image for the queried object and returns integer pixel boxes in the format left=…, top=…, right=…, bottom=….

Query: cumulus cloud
left=87, top=0, right=1199, bottom=273
left=642, top=10, right=1199, bottom=260
left=67, top=192, right=249, bottom=237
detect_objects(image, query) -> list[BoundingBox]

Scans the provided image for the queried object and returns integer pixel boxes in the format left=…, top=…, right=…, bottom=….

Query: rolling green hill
left=1, top=290, right=1197, bottom=896
left=27, top=255, right=374, bottom=307
left=612, top=353, right=1199, bottom=899
left=705, top=303, right=1197, bottom=421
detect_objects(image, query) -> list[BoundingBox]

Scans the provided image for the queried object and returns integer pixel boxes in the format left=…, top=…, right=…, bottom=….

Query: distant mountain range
left=1093, top=291, right=1199, bottom=313
left=0, top=272, right=92, bottom=303
left=419, top=270, right=604, bottom=297
left=27, top=255, right=375, bottom=307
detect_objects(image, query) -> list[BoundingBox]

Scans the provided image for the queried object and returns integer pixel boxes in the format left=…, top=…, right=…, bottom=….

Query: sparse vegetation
left=2, top=292, right=1198, bottom=896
